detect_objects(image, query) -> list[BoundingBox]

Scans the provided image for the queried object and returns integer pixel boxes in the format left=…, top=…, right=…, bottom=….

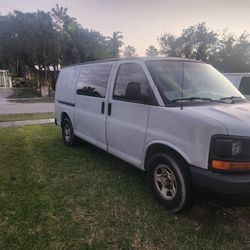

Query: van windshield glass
left=147, top=60, right=245, bottom=103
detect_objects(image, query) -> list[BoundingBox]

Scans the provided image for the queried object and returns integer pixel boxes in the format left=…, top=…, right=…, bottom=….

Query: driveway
left=0, top=88, right=54, bottom=115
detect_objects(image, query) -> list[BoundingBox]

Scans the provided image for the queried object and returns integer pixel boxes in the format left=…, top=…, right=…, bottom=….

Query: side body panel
left=106, top=99, right=150, bottom=167
left=74, top=62, right=115, bottom=150
left=55, top=66, right=81, bottom=127
left=106, top=60, right=161, bottom=168
left=74, top=95, right=107, bottom=150
left=144, top=106, right=227, bottom=169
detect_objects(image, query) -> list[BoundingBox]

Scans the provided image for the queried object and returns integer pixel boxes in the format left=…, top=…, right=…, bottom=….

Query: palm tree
left=107, top=31, right=124, bottom=57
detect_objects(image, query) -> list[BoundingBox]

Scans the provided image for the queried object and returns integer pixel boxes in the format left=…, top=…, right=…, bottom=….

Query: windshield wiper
left=171, top=97, right=224, bottom=103
left=220, top=96, right=243, bottom=103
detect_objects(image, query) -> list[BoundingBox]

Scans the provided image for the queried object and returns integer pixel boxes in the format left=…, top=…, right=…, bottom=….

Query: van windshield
left=147, top=60, right=245, bottom=104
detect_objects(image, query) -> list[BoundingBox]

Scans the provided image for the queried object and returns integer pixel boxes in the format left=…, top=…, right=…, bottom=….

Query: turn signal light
left=212, top=160, right=250, bottom=171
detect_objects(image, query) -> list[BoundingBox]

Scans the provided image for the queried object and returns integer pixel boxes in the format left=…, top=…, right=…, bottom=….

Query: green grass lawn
left=1, top=125, right=250, bottom=249
left=0, top=113, right=54, bottom=122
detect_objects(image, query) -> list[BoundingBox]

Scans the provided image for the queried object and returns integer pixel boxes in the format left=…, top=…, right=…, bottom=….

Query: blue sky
left=1, top=0, right=250, bottom=55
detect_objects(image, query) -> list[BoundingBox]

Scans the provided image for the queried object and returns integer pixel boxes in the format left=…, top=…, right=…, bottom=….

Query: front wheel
left=147, top=153, right=192, bottom=212
left=62, top=117, right=77, bottom=146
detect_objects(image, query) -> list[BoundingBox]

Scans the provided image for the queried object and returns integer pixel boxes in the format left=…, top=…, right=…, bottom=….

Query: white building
left=0, top=70, right=12, bottom=87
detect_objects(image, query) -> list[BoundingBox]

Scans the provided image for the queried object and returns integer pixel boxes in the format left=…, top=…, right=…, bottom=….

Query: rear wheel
left=147, top=153, right=192, bottom=212
left=62, top=116, right=77, bottom=146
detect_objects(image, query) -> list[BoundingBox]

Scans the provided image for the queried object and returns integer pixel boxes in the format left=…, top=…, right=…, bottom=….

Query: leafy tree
left=0, top=10, right=57, bottom=80
left=123, top=45, right=137, bottom=57
left=158, top=22, right=217, bottom=62
left=2, top=6, right=250, bottom=90
left=0, top=5, right=122, bottom=88
left=50, top=4, right=79, bottom=65
left=50, top=5, right=115, bottom=64
left=157, top=22, right=250, bottom=72
left=146, top=45, right=159, bottom=57
left=212, top=31, right=250, bottom=72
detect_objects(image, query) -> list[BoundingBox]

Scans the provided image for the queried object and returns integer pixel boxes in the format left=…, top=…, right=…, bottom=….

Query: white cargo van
left=224, top=73, right=250, bottom=99
left=55, top=57, right=250, bottom=212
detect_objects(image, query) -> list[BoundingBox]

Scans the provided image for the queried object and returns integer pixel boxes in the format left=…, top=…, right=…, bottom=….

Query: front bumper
left=191, top=166, right=250, bottom=194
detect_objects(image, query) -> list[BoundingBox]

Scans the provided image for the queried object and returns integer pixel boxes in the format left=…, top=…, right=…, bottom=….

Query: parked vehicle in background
left=12, top=78, right=27, bottom=88
left=224, top=73, right=250, bottom=99
left=55, top=57, right=250, bottom=212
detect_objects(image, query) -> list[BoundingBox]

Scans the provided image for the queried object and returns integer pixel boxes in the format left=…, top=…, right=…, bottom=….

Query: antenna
left=180, top=60, right=184, bottom=110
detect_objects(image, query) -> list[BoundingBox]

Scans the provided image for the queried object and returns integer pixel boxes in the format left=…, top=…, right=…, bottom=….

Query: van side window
left=113, top=63, right=155, bottom=104
left=239, top=77, right=250, bottom=95
left=77, top=64, right=112, bottom=98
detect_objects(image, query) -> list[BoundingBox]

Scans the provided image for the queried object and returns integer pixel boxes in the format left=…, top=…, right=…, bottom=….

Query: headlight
left=213, top=138, right=243, bottom=158
left=210, top=136, right=250, bottom=171
left=232, top=141, right=242, bottom=156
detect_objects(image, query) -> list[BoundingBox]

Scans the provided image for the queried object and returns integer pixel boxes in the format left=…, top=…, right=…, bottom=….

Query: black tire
left=62, top=116, right=77, bottom=146
left=147, top=153, right=192, bottom=212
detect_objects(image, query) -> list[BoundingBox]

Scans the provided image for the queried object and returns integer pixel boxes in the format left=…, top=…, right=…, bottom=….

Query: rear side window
left=77, top=64, right=112, bottom=98
left=239, top=77, right=250, bottom=95
left=113, top=63, right=154, bottom=104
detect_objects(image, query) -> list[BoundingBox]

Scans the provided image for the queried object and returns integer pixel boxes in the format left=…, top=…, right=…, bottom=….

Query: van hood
left=187, top=102, right=250, bottom=136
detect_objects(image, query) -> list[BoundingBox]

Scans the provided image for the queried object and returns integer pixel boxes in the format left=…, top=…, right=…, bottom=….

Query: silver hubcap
left=64, top=124, right=71, bottom=142
left=154, top=164, right=177, bottom=200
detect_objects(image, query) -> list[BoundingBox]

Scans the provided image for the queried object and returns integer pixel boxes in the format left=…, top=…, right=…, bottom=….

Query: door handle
left=108, top=103, right=112, bottom=116
left=101, top=101, right=105, bottom=114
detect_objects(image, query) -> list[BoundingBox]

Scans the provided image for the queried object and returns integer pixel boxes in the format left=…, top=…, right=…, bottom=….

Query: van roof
left=62, top=57, right=202, bottom=69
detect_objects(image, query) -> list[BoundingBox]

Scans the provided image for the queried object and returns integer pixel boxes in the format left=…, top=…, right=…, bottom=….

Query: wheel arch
left=61, top=111, right=70, bottom=126
left=143, top=141, right=191, bottom=171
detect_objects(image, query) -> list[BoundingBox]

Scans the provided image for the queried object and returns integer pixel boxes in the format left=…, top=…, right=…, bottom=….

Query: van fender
left=60, top=108, right=75, bottom=128
left=142, top=140, right=192, bottom=170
